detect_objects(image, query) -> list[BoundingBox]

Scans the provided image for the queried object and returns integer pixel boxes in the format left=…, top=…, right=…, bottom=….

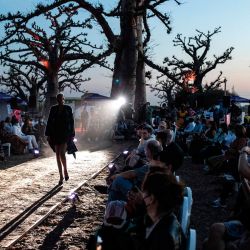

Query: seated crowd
left=1, top=101, right=249, bottom=249
left=154, top=102, right=250, bottom=249
left=203, top=145, right=250, bottom=250
left=88, top=118, right=190, bottom=250
left=88, top=101, right=250, bottom=250
left=0, top=114, right=46, bottom=158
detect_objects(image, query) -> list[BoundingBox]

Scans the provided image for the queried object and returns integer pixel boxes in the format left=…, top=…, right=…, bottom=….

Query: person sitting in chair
left=140, top=172, right=186, bottom=250
left=12, top=116, right=39, bottom=153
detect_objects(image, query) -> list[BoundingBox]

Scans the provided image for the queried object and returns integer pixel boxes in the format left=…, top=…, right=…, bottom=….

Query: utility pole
left=224, top=78, right=227, bottom=96
left=223, top=77, right=228, bottom=124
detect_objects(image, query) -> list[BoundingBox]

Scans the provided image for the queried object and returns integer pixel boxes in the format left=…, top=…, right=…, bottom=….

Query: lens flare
left=33, top=149, right=40, bottom=157
left=116, top=96, right=126, bottom=106
left=68, top=192, right=80, bottom=205
left=123, top=150, right=129, bottom=155
left=108, top=163, right=114, bottom=169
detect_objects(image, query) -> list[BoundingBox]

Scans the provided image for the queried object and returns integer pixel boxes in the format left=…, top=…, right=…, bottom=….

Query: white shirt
left=12, top=123, right=25, bottom=137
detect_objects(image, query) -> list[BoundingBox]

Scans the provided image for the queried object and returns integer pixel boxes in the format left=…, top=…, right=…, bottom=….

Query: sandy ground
left=0, top=139, right=234, bottom=249
left=0, top=139, right=132, bottom=248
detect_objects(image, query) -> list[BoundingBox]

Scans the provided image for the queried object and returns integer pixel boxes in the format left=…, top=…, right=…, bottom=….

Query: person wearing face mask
left=140, top=173, right=186, bottom=250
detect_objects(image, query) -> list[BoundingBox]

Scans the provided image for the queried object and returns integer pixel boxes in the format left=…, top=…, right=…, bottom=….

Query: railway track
left=0, top=141, right=132, bottom=249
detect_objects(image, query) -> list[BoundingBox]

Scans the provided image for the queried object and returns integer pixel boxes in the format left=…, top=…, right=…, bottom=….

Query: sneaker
left=211, top=198, right=226, bottom=208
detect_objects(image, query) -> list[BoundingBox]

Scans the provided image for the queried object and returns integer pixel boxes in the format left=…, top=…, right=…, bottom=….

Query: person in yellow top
left=176, top=104, right=188, bottom=129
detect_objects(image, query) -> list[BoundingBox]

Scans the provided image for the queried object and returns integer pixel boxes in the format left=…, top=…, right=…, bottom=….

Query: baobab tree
left=0, top=0, right=180, bottom=120
left=149, top=77, right=180, bottom=106
left=1, top=64, right=46, bottom=107
left=1, top=63, right=90, bottom=110
left=145, top=27, right=234, bottom=103
left=0, top=5, right=112, bottom=115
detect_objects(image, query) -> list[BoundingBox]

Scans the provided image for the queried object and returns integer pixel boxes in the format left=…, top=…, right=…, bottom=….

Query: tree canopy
left=146, top=27, right=234, bottom=104
left=0, top=0, right=182, bottom=119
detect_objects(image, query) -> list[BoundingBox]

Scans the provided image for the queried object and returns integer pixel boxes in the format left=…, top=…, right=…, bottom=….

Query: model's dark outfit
left=45, top=104, right=75, bottom=145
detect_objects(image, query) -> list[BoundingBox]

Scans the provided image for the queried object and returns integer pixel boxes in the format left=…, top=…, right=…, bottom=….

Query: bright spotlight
left=33, top=149, right=40, bottom=157
left=108, top=163, right=115, bottom=169
left=123, top=150, right=129, bottom=155
left=68, top=192, right=80, bottom=205
left=116, top=96, right=126, bottom=107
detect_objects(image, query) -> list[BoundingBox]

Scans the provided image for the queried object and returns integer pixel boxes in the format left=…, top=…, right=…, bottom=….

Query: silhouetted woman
left=45, top=93, right=75, bottom=185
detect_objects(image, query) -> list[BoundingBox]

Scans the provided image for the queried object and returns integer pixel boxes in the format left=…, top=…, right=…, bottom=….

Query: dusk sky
left=0, top=0, right=249, bottom=105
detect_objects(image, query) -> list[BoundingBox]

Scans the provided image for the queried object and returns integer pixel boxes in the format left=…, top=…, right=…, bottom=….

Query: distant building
left=65, top=93, right=110, bottom=129
left=81, top=93, right=110, bottom=102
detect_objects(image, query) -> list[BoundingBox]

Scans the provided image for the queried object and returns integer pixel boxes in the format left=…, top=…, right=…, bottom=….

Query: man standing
left=81, top=105, right=89, bottom=133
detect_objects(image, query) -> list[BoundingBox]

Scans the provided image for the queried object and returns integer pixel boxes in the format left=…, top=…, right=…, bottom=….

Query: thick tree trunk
left=28, top=85, right=38, bottom=112
left=134, top=15, right=146, bottom=122
left=194, top=75, right=203, bottom=93
left=111, top=49, right=122, bottom=98
left=111, top=0, right=138, bottom=105
left=166, top=88, right=174, bottom=106
left=43, top=72, right=59, bottom=119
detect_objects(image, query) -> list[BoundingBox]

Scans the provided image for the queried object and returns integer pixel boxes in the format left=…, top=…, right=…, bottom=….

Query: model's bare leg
left=55, top=145, right=64, bottom=183
left=59, top=143, right=68, bottom=180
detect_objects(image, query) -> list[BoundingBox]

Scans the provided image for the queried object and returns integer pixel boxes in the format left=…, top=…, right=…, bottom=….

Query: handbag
left=67, top=139, right=78, bottom=159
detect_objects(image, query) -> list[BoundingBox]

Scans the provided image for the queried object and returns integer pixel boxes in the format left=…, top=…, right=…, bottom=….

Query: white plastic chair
left=186, top=228, right=196, bottom=250
left=179, top=196, right=190, bottom=235
left=184, top=186, right=193, bottom=214
left=175, top=175, right=180, bottom=183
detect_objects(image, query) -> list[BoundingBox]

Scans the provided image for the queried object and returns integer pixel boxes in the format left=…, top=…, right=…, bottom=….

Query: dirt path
left=0, top=140, right=131, bottom=248
left=0, top=140, right=234, bottom=250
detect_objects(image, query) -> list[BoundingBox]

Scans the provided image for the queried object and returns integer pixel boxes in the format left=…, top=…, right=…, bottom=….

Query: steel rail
left=4, top=150, right=125, bottom=249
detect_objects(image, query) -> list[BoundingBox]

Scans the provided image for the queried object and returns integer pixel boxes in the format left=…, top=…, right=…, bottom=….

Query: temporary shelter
left=230, top=95, right=250, bottom=103
left=81, top=93, right=110, bottom=102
